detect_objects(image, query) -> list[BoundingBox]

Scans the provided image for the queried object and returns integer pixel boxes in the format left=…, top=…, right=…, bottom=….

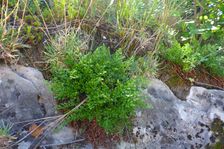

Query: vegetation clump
left=160, top=1, right=224, bottom=77
left=0, top=120, right=12, bottom=137
left=49, top=42, right=148, bottom=133
left=0, top=0, right=224, bottom=144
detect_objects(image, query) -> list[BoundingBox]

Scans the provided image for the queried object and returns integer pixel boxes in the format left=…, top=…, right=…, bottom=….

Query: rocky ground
left=0, top=65, right=224, bottom=149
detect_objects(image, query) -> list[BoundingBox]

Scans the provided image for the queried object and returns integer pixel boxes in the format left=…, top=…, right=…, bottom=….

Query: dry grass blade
left=29, top=99, right=87, bottom=148
left=10, top=99, right=87, bottom=148
left=39, top=138, right=85, bottom=147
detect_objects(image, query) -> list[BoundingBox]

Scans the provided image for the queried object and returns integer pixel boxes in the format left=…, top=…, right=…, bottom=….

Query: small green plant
left=161, top=37, right=224, bottom=77
left=50, top=0, right=89, bottom=21
left=162, top=40, right=203, bottom=71
left=199, top=44, right=224, bottom=77
left=0, top=120, right=12, bottom=137
left=23, top=15, right=44, bottom=44
left=48, top=41, right=148, bottom=133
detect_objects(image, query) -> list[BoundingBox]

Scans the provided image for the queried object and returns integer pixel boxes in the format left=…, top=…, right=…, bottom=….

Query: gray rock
left=0, top=65, right=56, bottom=122
left=118, top=78, right=224, bottom=149
left=18, top=141, right=32, bottom=149
left=2, top=65, right=224, bottom=149
left=39, top=126, right=77, bottom=149
left=51, top=127, right=75, bottom=144
left=0, top=65, right=76, bottom=148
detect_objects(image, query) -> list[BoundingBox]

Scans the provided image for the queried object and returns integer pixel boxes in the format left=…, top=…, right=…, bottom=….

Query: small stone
left=52, top=127, right=75, bottom=144
left=18, top=141, right=31, bottom=149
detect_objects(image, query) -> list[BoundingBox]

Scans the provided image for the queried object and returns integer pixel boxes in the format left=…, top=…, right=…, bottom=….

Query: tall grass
left=36, top=0, right=181, bottom=53
left=0, top=0, right=30, bottom=63
left=0, top=0, right=183, bottom=60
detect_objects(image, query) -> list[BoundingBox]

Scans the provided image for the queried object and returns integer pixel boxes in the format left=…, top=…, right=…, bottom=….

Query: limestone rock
left=51, top=127, right=75, bottom=144
left=0, top=65, right=76, bottom=148
left=0, top=65, right=56, bottom=122
left=118, top=79, right=224, bottom=149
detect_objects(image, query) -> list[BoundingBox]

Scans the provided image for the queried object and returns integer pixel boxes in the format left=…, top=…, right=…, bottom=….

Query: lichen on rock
left=118, top=79, right=224, bottom=149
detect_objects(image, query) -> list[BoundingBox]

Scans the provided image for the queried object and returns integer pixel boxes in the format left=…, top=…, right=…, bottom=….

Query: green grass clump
left=49, top=43, right=148, bottom=133
left=0, top=120, right=12, bottom=137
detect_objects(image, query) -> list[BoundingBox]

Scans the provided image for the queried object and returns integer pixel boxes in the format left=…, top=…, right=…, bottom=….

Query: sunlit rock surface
left=118, top=79, right=224, bottom=149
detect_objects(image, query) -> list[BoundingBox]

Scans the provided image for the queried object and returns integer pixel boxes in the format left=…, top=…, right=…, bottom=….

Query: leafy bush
left=177, top=0, right=224, bottom=43
left=49, top=44, right=147, bottom=133
left=160, top=0, right=224, bottom=77
left=199, top=44, right=224, bottom=77
left=162, top=40, right=203, bottom=71
left=161, top=38, right=224, bottom=77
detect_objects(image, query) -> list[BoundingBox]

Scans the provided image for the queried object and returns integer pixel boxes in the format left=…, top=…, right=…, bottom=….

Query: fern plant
left=163, top=40, right=203, bottom=72
left=49, top=45, right=147, bottom=133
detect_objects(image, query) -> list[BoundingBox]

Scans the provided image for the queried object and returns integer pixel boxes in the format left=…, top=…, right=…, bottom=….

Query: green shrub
left=162, top=40, right=203, bottom=71
left=161, top=38, right=224, bottom=77
left=49, top=44, right=148, bottom=133
left=159, top=0, right=224, bottom=78
left=199, top=44, right=224, bottom=77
